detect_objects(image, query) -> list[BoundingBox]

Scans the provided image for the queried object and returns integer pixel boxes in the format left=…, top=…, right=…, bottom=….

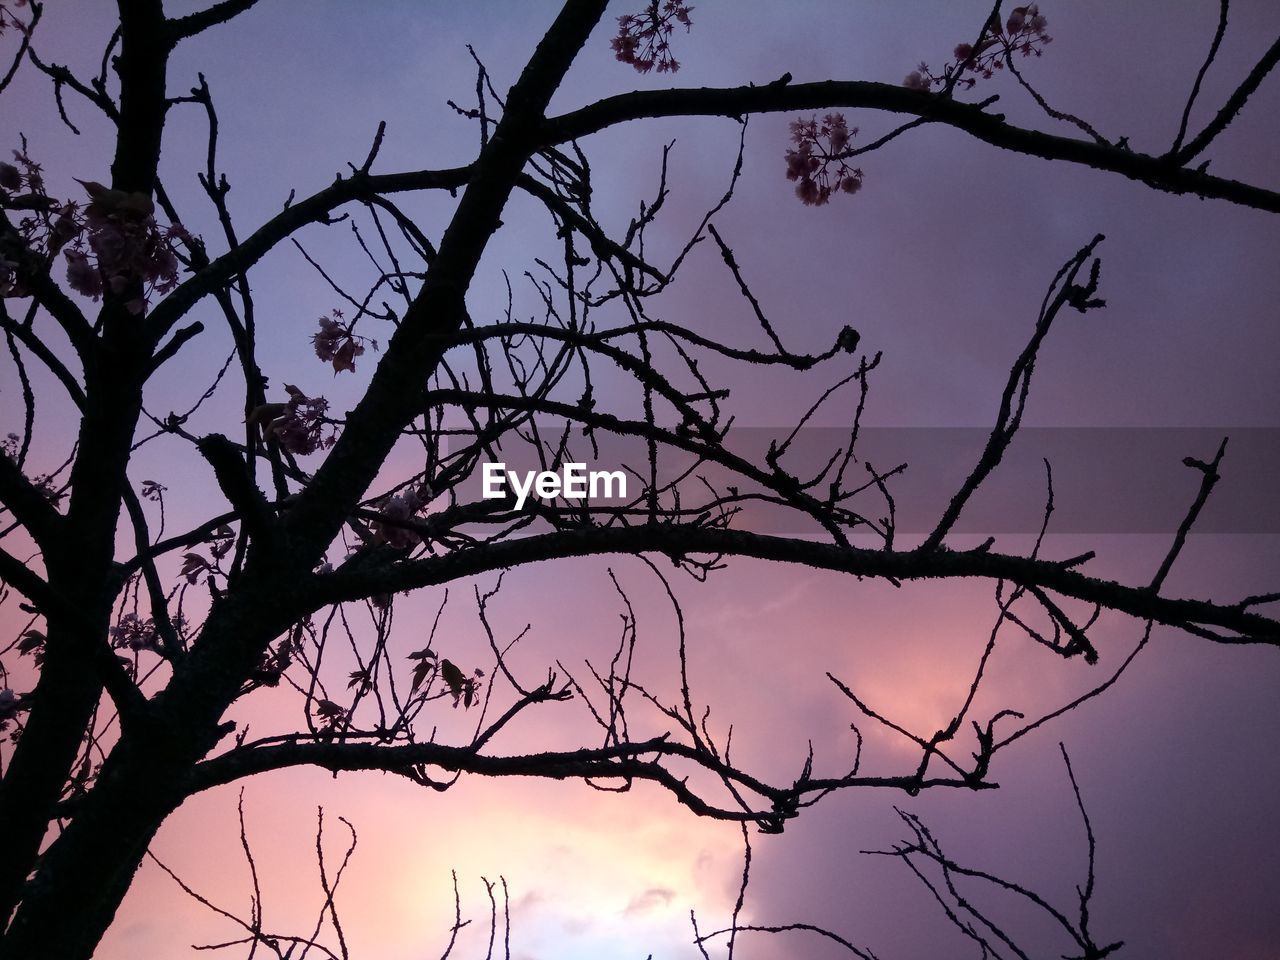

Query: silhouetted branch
left=168, top=0, right=265, bottom=44
left=1172, top=31, right=1280, bottom=165
left=1171, top=0, right=1231, bottom=155
left=543, top=81, right=1280, bottom=212
left=865, top=745, right=1123, bottom=958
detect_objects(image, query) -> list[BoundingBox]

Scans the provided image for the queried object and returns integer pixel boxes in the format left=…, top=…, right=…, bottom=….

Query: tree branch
left=187, top=734, right=989, bottom=822
left=314, top=525, right=1280, bottom=646
left=1173, top=31, right=1280, bottom=164
left=0, top=542, right=53, bottom=608
left=145, top=165, right=473, bottom=340
left=1171, top=0, right=1230, bottom=155
left=166, top=0, right=265, bottom=43
left=0, top=451, right=63, bottom=550
left=543, top=80, right=1280, bottom=213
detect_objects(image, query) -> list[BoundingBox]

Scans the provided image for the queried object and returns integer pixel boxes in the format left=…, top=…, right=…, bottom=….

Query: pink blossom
left=69, top=178, right=185, bottom=313
left=109, top=613, right=160, bottom=653
left=611, top=1, right=693, bottom=74
left=264, top=384, right=335, bottom=456
left=64, top=249, right=103, bottom=299
left=370, top=485, right=430, bottom=548
left=909, top=4, right=1050, bottom=92
left=825, top=113, right=851, bottom=152
left=48, top=208, right=80, bottom=255
left=312, top=310, right=367, bottom=374
left=784, top=113, right=864, bottom=206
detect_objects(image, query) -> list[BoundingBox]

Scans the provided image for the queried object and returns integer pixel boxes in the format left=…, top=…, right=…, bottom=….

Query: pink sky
left=3, top=2, right=1279, bottom=957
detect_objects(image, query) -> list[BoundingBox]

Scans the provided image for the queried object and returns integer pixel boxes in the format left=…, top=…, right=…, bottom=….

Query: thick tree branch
left=0, top=453, right=63, bottom=549
left=186, top=735, right=990, bottom=822
left=542, top=81, right=1280, bottom=213
left=195, top=433, right=273, bottom=542
left=316, top=526, right=1280, bottom=646
left=166, top=0, right=265, bottom=43
left=0, top=543, right=52, bottom=608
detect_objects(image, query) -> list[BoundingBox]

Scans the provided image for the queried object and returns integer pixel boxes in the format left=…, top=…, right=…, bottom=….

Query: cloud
left=511, top=888, right=546, bottom=914
left=624, top=887, right=676, bottom=916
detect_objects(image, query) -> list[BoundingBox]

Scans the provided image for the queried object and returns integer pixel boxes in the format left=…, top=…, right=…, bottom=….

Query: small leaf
left=440, top=658, right=466, bottom=703
left=179, top=553, right=209, bottom=584
left=314, top=699, right=344, bottom=721
left=411, top=658, right=436, bottom=693
left=18, top=630, right=45, bottom=654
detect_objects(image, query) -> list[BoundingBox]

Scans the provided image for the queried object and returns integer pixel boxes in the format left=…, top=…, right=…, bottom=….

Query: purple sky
left=3, top=2, right=1279, bottom=957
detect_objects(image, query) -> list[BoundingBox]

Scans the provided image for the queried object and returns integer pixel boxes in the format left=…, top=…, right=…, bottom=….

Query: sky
left=2, top=1, right=1279, bottom=958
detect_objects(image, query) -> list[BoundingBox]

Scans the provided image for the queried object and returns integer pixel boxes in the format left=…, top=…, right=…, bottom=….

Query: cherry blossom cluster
left=312, top=309, right=375, bottom=374
left=109, top=613, right=161, bottom=653
left=611, top=1, right=693, bottom=73
left=370, top=484, right=431, bottom=549
left=273, top=385, right=335, bottom=455
left=784, top=114, right=864, bottom=206
left=1, top=148, right=187, bottom=314
left=904, top=4, right=1051, bottom=91
left=68, top=180, right=188, bottom=314
left=248, top=385, right=336, bottom=456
